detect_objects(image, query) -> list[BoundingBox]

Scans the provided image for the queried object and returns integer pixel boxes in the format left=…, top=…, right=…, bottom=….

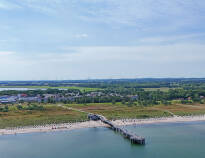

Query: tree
left=17, top=105, right=23, bottom=110
left=112, top=99, right=116, bottom=105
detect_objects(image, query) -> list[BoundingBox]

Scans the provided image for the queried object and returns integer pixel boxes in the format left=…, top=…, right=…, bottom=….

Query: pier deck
left=88, top=114, right=145, bottom=145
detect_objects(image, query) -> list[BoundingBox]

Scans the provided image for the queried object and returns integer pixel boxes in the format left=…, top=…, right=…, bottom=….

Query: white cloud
left=0, top=40, right=8, bottom=43
left=75, top=33, right=88, bottom=39
left=17, top=0, right=66, bottom=15
left=20, top=44, right=205, bottom=65
left=137, top=33, right=205, bottom=45
left=0, top=0, right=205, bottom=80
left=1, top=44, right=205, bottom=80
left=0, top=51, right=15, bottom=56
left=75, top=0, right=205, bottom=28
left=0, top=1, right=21, bottom=10
left=1, top=0, right=204, bottom=38
left=59, top=44, right=205, bottom=63
left=6, top=0, right=205, bottom=26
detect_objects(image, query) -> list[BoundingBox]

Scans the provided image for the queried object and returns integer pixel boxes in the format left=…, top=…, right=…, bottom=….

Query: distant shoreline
left=1, top=115, right=205, bottom=136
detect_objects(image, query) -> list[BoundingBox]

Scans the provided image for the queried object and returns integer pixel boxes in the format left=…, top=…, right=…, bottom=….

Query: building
left=0, top=96, right=17, bottom=104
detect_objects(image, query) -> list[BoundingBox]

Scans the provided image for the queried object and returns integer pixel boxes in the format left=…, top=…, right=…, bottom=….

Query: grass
left=65, top=102, right=205, bottom=119
left=0, top=105, right=87, bottom=129
left=154, top=104, right=205, bottom=116
left=1, top=103, right=205, bottom=128
left=64, top=103, right=172, bottom=120
left=0, top=86, right=101, bottom=92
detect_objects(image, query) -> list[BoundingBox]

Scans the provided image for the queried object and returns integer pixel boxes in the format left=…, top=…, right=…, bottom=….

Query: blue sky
left=0, top=0, right=205, bottom=80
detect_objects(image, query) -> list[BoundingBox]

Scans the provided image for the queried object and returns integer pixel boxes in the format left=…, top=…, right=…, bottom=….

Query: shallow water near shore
left=0, top=121, right=205, bottom=158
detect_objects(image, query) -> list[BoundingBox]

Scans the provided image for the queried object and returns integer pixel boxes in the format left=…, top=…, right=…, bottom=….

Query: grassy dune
left=65, top=103, right=172, bottom=120
left=65, top=103, right=205, bottom=119
left=154, top=104, right=205, bottom=116
left=0, top=105, right=87, bottom=129
left=1, top=103, right=205, bottom=128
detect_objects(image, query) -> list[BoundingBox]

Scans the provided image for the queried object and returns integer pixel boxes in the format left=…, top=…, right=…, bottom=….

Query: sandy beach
left=1, top=115, right=205, bottom=136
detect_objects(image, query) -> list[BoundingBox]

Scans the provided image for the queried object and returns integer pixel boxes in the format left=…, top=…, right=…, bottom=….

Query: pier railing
left=88, top=114, right=145, bottom=145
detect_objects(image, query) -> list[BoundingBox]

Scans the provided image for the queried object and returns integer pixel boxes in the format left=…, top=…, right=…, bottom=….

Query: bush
left=17, top=105, right=23, bottom=110
left=24, top=104, right=45, bottom=111
left=0, top=106, right=9, bottom=112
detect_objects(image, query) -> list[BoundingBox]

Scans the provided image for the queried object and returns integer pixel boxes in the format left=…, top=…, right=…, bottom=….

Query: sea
left=0, top=121, right=205, bottom=158
left=0, top=88, right=46, bottom=91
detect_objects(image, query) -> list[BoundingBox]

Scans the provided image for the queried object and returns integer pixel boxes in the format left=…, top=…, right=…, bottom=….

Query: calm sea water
left=0, top=88, right=65, bottom=91
left=0, top=121, right=205, bottom=158
left=0, top=88, right=46, bottom=91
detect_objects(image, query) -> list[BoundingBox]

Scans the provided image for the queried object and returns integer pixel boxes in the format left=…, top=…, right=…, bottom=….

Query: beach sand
left=1, top=115, right=205, bottom=135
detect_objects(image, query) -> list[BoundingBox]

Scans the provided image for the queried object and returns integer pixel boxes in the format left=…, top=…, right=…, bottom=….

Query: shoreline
left=1, top=115, right=205, bottom=136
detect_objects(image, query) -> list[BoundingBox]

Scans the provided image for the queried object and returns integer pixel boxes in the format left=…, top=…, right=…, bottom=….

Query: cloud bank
left=0, top=0, right=205, bottom=79
left=0, top=44, right=204, bottom=80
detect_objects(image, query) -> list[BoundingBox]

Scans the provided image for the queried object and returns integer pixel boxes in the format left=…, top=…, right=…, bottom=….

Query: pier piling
left=88, top=114, right=145, bottom=145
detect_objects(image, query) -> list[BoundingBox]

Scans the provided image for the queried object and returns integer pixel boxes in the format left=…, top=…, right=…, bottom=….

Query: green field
left=143, top=87, right=176, bottom=92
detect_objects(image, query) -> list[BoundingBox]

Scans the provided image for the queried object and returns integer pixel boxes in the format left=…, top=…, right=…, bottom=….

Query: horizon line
left=1, top=77, right=205, bottom=82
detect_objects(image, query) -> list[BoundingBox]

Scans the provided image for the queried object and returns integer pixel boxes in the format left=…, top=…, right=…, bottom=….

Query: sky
left=0, top=0, right=205, bottom=80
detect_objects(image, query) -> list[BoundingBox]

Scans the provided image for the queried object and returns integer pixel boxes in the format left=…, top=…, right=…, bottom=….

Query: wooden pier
left=88, top=114, right=145, bottom=145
